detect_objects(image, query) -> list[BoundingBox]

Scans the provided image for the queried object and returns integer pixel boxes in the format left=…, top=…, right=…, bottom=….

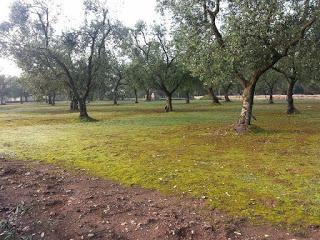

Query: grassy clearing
left=1, top=100, right=320, bottom=228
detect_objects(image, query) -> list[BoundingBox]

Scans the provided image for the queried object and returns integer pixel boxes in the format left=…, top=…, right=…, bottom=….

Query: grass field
left=1, top=100, right=320, bottom=229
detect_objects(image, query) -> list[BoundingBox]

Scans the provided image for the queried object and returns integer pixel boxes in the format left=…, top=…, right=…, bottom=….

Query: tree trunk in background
left=208, top=87, right=220, bottom=104
left=165, top=94, right=173, bottom=112
left=134, top=88, right=139, bottom=104
left=268, top=88, right=274, bottom=104
left=185, top=91, right=190, bottom=104
left=79, top=98, right=88, bottom=118
left=235, top=83, right=256, bottom=133
left=113, top=91, right=118, bottom=105
left=224, top=93, right=231, bottom=102
left=24, top=95, right=28, bottom=102
left=287, top=79, right=299, bottom=114
left=20, top=96, right=23, bottom=104
left=224, top=84, right=232, bottom=102
left=70, top=97, right=79, bottom=111
left=48, top=95, right=52, bottom=105
left=145, top=89, right=151, bottom=101
left=51, top=92, right=56, bottom=106
left=0, top=96, right=5, bottom=105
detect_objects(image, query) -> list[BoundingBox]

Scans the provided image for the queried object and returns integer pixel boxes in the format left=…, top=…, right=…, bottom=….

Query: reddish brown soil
left=1, top=158, right=319, bottom=240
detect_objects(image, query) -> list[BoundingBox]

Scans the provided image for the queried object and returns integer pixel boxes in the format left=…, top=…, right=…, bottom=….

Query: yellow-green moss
left=1, top=100, right=320, bottom=229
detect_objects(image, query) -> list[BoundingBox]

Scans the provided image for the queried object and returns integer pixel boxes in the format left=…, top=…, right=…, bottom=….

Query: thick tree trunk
left=79, top=98, right=89, bottom=118
left=165, top=94, right=173, bottom=112
left=208, top=87, right=220, bottom=104
left=20, top=96, right=23, bottom=104
left=134, top=88, right=139, bottom=104
left=24, top=95, right=28, bottom=102
left=185, top=91, right=190, bottom=104
left=145, top=89, right=151, bottom=101
left=235, top=83, right=256, bottom=133
left=287, top=80, right=299, bottom=114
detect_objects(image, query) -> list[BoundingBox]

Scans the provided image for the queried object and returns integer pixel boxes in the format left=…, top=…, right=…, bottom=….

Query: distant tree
left=0, top=0, right=113, bottom=119
left=129, top=21, right=154, bottom=101
left=258, top=71, right=282, bottom=104
left=0, top=75, right=9, bottom=104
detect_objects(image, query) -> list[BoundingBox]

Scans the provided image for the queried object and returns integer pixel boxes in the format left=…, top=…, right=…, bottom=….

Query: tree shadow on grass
left=79, top=116, right=98, bottom=123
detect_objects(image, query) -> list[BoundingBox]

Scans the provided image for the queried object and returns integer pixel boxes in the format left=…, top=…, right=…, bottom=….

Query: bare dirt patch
left=1, top=159, right=319, bottom=240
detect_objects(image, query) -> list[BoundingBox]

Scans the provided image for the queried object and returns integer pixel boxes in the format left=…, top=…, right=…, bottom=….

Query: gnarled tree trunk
left=235, top=82, right=256, bottom=133
left=165, top=94, right=173, bottom=112
left=287, top=79, right=299, bottom=114
left=185, top=91, right=190, bottom=104
left=79, top=98, right=88, bottom=118
left=208, top=86, right=220, bottom=104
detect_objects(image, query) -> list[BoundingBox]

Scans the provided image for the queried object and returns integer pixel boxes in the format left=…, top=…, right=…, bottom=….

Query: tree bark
left=113, top=91, right=118, bottom=105
left=70, top=97, right=79, bottom=111
left=185, top=91, right=190, bottom=104
left=223, top=84, right=232, bottom=102
left=287, top=79, right=299, bottom=114
left=224, top=93, right=231, bottom=102
left=235, top=83, right=256, bottom=133
left=165, top=94, right=173, bottom=112
left=24, top=94, right=28, bottom=102
left=208, top=86, right=220, bottom=104
left=20, top=96, right=23, bottom=104
left=51, top=92, right=56, bottom=106
left=134, top=88, right=139, bottom=104
left=145, top=89, right=151, bottom=101
left=79, top=98, right=88, bottom=118
left=268, top=88, right=274, bottom=104
left=48, top=95, right=52, bottom=105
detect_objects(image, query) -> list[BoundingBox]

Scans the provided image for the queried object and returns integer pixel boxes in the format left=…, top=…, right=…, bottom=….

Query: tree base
left=234, top=123, right=249, bottom=134
left=79, top=115, right=98, bottom=122
left=287, top=108, right=300, bottom=114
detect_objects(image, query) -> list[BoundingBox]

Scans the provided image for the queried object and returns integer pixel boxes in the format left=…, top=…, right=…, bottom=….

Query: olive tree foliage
left=129, top=21, right=157, bottom=101
left=158, top=0, right=318, bottom=132
left=128, top=21, right=185, bottom=111
left=149, top=24, right=185, bottom=112
left=0, top=0, right=113, bottom=119
left=272, top=40, right=318, bottom=114
left=93, top=22, right=130, bottom=104
left=0, top=75, right=9, bottom=104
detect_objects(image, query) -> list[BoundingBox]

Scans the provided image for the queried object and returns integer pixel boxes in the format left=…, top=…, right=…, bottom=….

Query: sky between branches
left=0, top=0, right=159, bottom=76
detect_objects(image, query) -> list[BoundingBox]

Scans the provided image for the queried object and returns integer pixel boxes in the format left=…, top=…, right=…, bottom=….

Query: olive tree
left=159, top=0, right=318, bottom=132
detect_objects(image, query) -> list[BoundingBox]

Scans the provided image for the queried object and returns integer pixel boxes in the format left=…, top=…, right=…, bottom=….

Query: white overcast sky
left=0, top=0, right=159, bottom=76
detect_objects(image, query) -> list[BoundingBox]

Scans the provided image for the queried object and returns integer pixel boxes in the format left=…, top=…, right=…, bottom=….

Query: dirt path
left=0, top=159, right=319, bottom=240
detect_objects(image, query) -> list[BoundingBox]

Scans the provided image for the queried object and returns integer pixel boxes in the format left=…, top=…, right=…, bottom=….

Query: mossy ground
left=1, top=100, right=320, bottom=229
